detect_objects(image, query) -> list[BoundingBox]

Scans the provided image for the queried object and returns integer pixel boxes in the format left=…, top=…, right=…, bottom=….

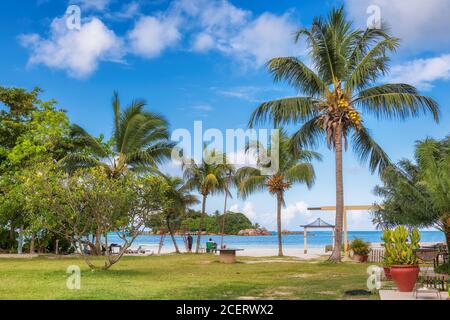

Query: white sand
left=151, top=245, right=327, bottom=260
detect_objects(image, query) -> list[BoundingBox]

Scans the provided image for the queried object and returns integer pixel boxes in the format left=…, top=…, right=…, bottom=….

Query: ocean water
left=108, top=231, right=445, bottom=249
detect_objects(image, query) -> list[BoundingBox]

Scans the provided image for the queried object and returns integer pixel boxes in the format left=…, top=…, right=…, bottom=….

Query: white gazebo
left=301, top=218, right=335, bottom=254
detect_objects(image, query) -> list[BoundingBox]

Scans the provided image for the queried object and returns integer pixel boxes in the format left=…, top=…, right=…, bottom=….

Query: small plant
left=382, top=226, right=420, bottom=266
left=349, top=238, right=370, bottom=255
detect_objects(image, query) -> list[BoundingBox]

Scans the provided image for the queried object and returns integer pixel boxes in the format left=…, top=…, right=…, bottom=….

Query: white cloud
left=387, top=54, right=450, bottom=90
left=19, top=16, right=124, bottom=78
left=230, top=202, right=257, bottom=221
left=227, top=148, right=258, bottom=168
left=282, top=201, right=309, bottom=224
left=128, top=16, right=181, bottom=58
left=346, top=0, right=450, bottom=50
left=228, top=13, right=302, bottom=67
left=230, top=201, right=310, bottom=230
left=192, top=33, right=215, bottom=52
left=174, top=0, right=301, bottom=67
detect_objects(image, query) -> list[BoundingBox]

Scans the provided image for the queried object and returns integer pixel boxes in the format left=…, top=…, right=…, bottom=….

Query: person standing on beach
left=187, top=235, right=193, bottom=252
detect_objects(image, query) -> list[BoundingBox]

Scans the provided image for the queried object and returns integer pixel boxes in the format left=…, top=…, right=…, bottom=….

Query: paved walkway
left=379, top=290, right=448, bottom=300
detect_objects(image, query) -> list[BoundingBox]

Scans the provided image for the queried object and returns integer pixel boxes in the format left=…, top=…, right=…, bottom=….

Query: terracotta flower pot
left=383, top=267, right=393, bottom=280
left=353, top=253, right=368, bottom=263
left=390, top=265, right=419, bottom=292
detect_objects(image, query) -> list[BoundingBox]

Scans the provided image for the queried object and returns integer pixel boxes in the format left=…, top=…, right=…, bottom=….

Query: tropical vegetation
left=236, top=130, right=320, bottom=256
left=373, top=136, right=450, bottom=255
left=248, top=7, right=440, bottom=261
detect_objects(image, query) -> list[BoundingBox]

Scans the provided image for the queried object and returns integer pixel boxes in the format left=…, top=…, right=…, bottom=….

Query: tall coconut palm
left=61, top=91, right=173, bottom=178
left=182, top=149, right=234, bottom=253
left=61, top=92, right=173, bottom=254
left=249, top=7, right=440, bottom=261
left=236, top=131, right=320, bottom=256
left=160, top=175, right=199, bottom=253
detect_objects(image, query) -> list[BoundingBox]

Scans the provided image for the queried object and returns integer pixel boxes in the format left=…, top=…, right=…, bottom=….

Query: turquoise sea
left=108, top=231, right=445, bottom=249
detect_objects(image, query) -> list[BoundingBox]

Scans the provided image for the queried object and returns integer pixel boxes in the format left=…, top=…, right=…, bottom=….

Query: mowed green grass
left=0, top=254, right=378, bottom=300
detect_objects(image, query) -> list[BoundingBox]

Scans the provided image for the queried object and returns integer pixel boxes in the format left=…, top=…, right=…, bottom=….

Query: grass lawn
left=0, top=254, right=378, bottom=300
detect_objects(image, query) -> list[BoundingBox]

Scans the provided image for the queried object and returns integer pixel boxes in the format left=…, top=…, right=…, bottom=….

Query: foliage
left=167, top=211, right=255, bottom=235
left=182, top=148, right=234, bottom=252
left=248, top=6, right=439, bottom=261
left=373, top=136, right=450, bottom=254
left=25, top=164, right=168, bottom=270
left=60, top=91, right=173, bottom=178
left=382, top=227, right=420, bottom=266
left=0, top=87, right=73, bottom=252
left=434, top=263, right=450, bottom=275
left=236, top=130, right=319, bottom=256
left=349, top=238, right=370, bottom=255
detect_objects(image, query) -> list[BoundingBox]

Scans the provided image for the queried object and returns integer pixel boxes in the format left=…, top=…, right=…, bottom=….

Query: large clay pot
left=390, top=265, right=420, bottom=292
left=353, top=253, right=368, bottom=263
left=383, top=267, right=393, bottom=280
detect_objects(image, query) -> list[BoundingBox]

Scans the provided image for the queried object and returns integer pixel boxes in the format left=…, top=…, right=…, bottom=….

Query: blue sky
left=0, top=0, right=449, bottom=230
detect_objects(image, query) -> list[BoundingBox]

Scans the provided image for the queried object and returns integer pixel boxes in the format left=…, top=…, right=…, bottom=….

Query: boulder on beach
left=238, top=228, right=271, bottom=236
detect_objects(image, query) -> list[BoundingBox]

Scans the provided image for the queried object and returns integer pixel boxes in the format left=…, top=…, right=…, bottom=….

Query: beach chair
left=138, top=245, right=156, bottom=255
left=413, top=248, right=442, bottom=300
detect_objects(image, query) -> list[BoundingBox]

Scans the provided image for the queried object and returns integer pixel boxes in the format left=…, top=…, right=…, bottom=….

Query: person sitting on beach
left=206, top=238, right=217, bottom=253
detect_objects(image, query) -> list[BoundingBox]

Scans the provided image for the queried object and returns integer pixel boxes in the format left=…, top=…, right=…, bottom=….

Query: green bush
left=349, top=238, right=370, bottom=255
left=434, top=263, right=450, bottom=275
left=382, top=226, right=420, bottom=266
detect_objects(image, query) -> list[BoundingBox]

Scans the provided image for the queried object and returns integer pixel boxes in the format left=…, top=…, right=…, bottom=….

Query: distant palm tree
left=61, top=92, right=173, bottom=178
left=160, top=175, right=199, bottom=253
left=249, top=7, right=440, bottom=261
left=236, top=131, right=320, bottom=256
left=182, top=149, right=234, bottom=253
left=61, top=92, right=173, bottom=254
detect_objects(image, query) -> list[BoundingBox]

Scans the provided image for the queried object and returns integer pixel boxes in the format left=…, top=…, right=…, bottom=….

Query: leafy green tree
left=236, top=131, right=320, bottom=256
left=61, top=92, right=173, bottom=178
left=373, top=136, right=450, bottom=254
left=182, top=149, right=234, bottom=253
left=0, top=87, right=73, bottom=252
left=25, top=164, right=168, bottom=270
left=249, top=7, right=439, bottom=261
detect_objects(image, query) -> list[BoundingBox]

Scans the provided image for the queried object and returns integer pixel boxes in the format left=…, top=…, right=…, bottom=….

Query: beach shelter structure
left=307, top=205, right=382, bottom=257
left=301, top=218, right=335, bottom=254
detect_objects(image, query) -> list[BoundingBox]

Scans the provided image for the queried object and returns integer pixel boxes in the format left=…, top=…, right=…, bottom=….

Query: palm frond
left=353, top=84, right=440, bottom=122
left=289, top=116, right=324, bottom=151
left=285, top=163, right=316, bottom=189
left=346, top=37, right=399, bottom=91
left=352, top=126, right=391, bottom=174
left=266, top=57, right=328, bottom=96
left=249, top=97, right=320, bottom=127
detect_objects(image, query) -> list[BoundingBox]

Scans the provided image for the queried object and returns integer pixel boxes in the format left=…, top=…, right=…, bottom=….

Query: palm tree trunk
left=277, top=192, right=284, bottom=257
left=196, top=194, right=207, bottom=253
left=443, top=216, right=450, bottom=256
left=167, top=216, right=180, bottom=254
left=220, top=185, right=229, bottom=249
left=329, top=125, right=344, bottom=262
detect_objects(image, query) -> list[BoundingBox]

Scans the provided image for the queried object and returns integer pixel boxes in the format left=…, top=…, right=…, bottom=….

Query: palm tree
left=182, top=149, right=234, bottom=253
left=249, top=7, right=440, bottom=261
left=61, top=91, right=173, bottom=178
left=236, top=131, right=320, bottom=256
left=160, top=175, right=199, bottom=253
left=61, top=92, right=173, bottom=254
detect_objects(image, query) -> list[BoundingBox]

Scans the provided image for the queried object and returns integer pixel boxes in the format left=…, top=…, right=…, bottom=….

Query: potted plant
left=381, top=229, right=393, bottom=280
left=349, top=238, right=370, bottom=262
left=383, top=226, right=421, bottom=292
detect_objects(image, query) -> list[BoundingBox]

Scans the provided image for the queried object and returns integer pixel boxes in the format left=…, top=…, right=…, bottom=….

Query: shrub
left=349, top=238, right=370, bottom=255
left=382, top=226, right=420, bottom=266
